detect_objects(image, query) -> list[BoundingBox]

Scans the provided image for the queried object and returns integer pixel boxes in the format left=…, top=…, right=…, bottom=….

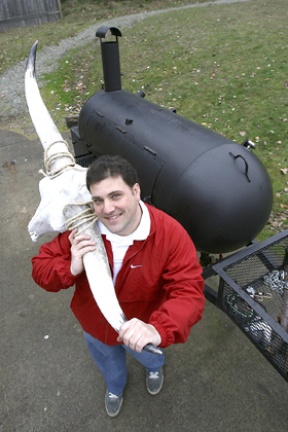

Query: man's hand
left=69, top=229, right=96, bottom=276
left=117, top=318, right=162, bottom=353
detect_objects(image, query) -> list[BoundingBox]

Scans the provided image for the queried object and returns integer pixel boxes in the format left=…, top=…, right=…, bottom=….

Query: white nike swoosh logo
left=130, top=264, right=143, bottom=269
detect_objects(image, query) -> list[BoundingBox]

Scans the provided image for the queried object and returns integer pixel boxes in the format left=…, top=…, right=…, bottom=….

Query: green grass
left=1, top=0, right=288, bottom=240
left=0, top=0, right=208, bottom=75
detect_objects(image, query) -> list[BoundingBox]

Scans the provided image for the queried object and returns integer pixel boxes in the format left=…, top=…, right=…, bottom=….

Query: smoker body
left=72, top=26, right=273, bottom=253
left=77, top=88, right=273, bottom=253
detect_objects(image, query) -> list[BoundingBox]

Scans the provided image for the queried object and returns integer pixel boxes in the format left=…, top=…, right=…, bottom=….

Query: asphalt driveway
left=1, top=128, right=287, bottom=432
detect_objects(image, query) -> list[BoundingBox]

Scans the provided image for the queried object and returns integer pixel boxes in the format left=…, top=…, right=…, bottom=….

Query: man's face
left=90, top=176, right=142, bottom=236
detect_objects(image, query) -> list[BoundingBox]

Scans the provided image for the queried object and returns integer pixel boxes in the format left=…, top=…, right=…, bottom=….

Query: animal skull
left=28, top=169, right=89, bottom=241
left=25, top=41, right=161, bottom=355
left=25, top=41, right=90, bottom=241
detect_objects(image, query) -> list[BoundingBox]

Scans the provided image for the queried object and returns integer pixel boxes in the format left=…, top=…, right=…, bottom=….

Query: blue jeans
left=84, top=331, right=165, bottom=396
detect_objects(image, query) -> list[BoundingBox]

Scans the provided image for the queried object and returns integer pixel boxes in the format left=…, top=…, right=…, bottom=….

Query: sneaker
left=104, top=390, right=123, bottom=417
left=146, top=367, right=164, bottom=395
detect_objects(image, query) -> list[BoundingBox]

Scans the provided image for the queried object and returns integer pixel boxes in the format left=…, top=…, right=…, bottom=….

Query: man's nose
left=103, top=199, right=115, bottom=214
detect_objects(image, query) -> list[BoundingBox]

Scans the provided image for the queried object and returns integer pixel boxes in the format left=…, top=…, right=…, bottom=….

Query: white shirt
left=97, top=201, right=150, bottom=283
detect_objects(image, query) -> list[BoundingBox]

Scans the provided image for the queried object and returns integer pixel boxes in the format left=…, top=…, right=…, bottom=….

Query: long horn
left=25, top=41, right=75, bottom=176
left=25, top=42, right=162, bottom=356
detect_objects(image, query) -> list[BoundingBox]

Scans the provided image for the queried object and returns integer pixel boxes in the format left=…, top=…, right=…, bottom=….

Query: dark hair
left=86, top=155, right=139, bottom=191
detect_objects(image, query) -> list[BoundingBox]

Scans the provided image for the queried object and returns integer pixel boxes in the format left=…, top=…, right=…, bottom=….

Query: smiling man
left=90, top=176, right=142, bottom=236
left=32, top=155, right=205, bottom=417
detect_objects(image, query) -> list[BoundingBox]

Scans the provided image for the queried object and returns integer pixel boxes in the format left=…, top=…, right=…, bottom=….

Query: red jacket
left=31, top=204, right=205, bottom=348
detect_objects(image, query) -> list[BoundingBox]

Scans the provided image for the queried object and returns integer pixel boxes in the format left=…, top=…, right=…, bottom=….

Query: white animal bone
left=64, top=203, right=127, bottom=332
left=25, top=41, right=90, bottom=240
left=28, top=168, right=89, bottom=241
left=25, top=41, right=162, bottom=354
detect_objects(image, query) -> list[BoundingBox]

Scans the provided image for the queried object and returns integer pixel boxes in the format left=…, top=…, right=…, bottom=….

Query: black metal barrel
left=76, top=26, right=273, bottom=253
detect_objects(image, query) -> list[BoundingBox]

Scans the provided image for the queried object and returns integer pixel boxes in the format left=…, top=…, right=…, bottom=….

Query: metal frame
left=203, top=228, right=288, bottom=381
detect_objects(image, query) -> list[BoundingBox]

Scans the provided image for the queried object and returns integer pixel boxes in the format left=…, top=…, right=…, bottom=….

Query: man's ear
left=133, top=183, right=141, bottom=199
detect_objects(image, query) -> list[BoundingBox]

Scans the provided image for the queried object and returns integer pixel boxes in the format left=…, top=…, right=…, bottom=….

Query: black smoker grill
left=205, top=229, right=288, bottom=382
left=72, top=26, right=273, bottom=254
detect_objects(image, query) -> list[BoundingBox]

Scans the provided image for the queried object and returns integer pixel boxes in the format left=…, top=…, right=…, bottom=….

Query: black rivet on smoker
left=125, top=119, right=133, bottom=125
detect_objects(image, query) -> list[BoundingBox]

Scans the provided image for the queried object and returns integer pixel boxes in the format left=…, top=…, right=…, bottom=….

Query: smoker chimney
left=96, top=26, right=122, bottom=92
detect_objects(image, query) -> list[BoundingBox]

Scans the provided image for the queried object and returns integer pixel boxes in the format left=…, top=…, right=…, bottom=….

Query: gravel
left=0, top=0, right=250, bottom=129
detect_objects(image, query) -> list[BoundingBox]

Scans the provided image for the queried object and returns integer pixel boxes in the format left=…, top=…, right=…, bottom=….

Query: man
left=32, top=155, right=205, bottom=417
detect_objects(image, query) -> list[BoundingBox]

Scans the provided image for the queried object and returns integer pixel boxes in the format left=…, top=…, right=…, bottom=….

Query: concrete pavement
left=1, top=128, right=287, bottom=432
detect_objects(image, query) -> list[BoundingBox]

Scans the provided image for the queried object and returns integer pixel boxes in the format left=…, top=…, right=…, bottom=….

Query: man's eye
left=112, top=193, right=121, bottom=199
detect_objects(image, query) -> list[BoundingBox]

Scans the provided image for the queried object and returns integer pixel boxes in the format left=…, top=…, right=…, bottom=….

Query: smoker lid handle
left=229, top=152, right=252, bottom=183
